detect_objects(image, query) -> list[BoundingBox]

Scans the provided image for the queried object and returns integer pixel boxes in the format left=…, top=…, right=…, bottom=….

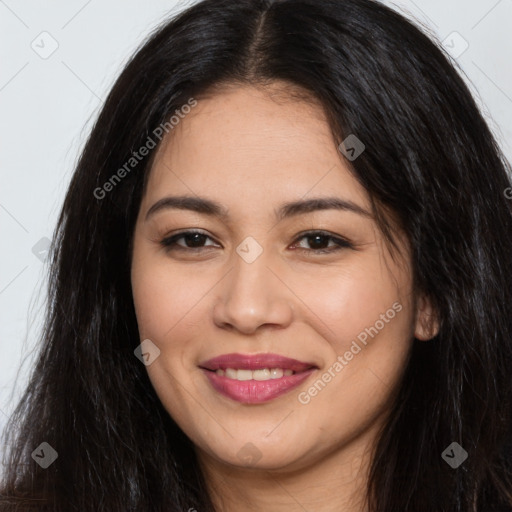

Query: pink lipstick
left=199, top=353, right=317, bottom=404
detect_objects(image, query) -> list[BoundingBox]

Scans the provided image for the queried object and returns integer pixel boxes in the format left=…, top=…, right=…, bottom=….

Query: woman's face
left=130, top=83, right=434, bottom=472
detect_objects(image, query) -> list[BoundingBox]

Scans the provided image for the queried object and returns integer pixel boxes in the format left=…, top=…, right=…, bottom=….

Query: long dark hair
left=2, top=0, right=512, bottom=510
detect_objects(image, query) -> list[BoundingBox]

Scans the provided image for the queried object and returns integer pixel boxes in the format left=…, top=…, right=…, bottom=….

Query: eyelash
left=159, top=230, right=353, bottom=255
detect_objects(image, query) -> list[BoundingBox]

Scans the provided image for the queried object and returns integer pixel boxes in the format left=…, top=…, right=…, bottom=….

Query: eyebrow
left=145, top=195, right=372, bottom=222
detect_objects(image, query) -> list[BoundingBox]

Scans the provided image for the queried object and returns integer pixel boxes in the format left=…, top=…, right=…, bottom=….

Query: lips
left=198, top=353, right=318, bottom=404
left=199, top=353, right=316, bottom=373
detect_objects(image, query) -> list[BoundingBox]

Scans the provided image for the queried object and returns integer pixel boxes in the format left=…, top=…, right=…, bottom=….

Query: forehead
left=143, top=84, right=371, bottom=216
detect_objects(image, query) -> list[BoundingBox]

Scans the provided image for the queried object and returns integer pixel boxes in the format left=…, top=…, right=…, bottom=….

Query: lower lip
left=201, top=368, right=316, bottom=404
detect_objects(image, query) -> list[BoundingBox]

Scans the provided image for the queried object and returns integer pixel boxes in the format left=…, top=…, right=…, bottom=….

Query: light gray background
left=1, top=0, right=511, bottom=446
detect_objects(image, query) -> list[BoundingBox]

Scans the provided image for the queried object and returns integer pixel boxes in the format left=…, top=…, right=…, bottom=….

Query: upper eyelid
left=165, top=229, right=217, bottom=242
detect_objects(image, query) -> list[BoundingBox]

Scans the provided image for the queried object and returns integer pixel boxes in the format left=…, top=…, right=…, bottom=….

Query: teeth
left=236, top=369, right=252, bottom=381
left=215, top=368, right=294, bottom=381
left=254, top=369, right=271, bottom=380
left=270, top=368, right=284, bottom=379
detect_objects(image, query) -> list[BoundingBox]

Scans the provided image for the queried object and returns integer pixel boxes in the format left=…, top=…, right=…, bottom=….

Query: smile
left=199, top=353, right=318, bottom=404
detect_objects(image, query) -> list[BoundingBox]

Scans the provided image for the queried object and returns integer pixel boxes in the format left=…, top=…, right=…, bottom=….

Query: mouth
left=199, top=353, right=318, bottom=404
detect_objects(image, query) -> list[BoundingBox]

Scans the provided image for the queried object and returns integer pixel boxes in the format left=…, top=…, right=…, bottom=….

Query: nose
left=212, top=251, right=294, bottom=335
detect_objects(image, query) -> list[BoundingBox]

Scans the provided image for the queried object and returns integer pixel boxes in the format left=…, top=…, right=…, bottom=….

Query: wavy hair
left=1, top=0, right=512, bottom=510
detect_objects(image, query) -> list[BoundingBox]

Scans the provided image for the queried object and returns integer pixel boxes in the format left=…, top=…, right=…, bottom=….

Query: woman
left=1, top=0, right=512, bottom=510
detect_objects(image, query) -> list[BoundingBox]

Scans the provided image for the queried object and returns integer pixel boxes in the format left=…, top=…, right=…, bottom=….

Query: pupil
left=187, top=233, right=206, bottom=247
left=309, top=235, right=326, bottom=249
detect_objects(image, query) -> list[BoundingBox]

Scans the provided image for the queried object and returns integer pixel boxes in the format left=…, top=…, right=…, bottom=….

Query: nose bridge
left=212, top=240, right=293, bottom=333
left=230, top=243, right=273, bottom=300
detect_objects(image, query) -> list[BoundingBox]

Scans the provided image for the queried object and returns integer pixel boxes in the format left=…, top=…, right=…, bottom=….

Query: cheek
left=292, top=256, right=415, bottom=422
left=130, top=250, right=210, bottom=426
left=295, top=281, right=412, bottom=443
left=294, top=256, right=412, bottom=352
left=131, top=249, right=211, bottom=340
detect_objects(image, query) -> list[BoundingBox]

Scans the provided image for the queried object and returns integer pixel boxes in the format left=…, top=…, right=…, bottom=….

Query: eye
left=160, top=229, right=353, bottom=255
left=291, top=230, right=353, bottom=254
left=160, top=230, right=219, bottom=251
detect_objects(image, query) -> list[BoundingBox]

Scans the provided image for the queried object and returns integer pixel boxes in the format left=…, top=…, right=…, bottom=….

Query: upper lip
left=199, top=353, right=317, bottom=372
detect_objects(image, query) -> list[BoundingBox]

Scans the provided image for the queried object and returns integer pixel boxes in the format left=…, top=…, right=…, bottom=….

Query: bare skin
left=130, top=82, right=438, bottom=512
